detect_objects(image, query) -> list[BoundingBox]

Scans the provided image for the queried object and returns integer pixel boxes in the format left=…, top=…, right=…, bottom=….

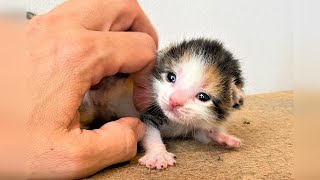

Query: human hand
left=23, top=0, right=157, bottom=178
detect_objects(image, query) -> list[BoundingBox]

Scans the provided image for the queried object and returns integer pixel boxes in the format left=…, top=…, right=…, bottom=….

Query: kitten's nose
left=169, top=90, right=189, bottom=108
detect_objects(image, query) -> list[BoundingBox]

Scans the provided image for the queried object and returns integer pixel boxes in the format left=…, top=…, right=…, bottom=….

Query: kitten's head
left=151, top=38, right=244, bottom=129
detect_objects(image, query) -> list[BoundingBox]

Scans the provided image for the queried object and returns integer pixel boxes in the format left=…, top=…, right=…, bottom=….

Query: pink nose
left=169, top=90, right=189, bottom=108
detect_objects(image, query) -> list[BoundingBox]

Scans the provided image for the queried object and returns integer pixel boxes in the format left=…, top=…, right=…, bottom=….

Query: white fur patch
left=175, top=56, right=205, bottom=90
left=139, top=125, right=176, bottom=169
left=153, top=55, right=216, bottom=128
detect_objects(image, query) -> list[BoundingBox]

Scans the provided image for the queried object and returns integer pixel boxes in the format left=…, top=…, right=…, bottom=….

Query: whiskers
left=173, top=104, right=218, bottom=131
left=147, top=102, right=163, bottom=115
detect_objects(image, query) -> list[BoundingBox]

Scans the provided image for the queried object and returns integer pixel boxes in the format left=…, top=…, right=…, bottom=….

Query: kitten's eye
left=196, top=92, right=211, bottom=102
left=166, top=72, right=176, bottom=83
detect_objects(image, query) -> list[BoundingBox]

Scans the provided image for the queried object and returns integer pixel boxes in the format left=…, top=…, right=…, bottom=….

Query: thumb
left=100, top=117, right=146, bottom=142
left=70, top=118, right=145, bottom=177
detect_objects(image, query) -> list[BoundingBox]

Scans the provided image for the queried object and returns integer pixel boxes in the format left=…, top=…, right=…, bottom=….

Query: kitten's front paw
left=208, top=131, right=241, bottom=148
left=139, top=151, right=176, bottom=170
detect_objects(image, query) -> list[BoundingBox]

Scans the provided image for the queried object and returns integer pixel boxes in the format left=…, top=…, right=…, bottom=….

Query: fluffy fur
left=80, top=74, right=138, bottom=129
left=138, top=39, right=244, bottom=169
left=144, top=39, right=244, bottom=128
left=80, top=38, right=244, bottom=170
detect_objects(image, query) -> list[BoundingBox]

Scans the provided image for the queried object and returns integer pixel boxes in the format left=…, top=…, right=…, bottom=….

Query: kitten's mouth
left=159, top=100, right=190, bottom=123
left=162, top=104, right=179, bottom=114
left=161, top=104, right=185, bottom=122
left=165, top=110, right=181, bottom=121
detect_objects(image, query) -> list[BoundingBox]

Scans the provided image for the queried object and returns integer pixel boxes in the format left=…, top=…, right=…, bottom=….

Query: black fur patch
left=212, top=99, right=228, bottom=120
left=140, top=104, right=168, bottom=129
left=114, top=73, right=129, bottom=79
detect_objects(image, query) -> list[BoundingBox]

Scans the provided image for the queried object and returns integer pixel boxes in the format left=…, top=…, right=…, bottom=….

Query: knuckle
left=117, top=119, right=139, bottom=159
left=40, top=32, right=95, bottom=82
left=117, top=0, right=139, bottom=13
left=118, top=0, right=136, bottom=7
left=53, top=32, right=94, bottom=61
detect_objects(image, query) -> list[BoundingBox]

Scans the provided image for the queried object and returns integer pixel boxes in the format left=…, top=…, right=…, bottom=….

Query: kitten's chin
left=159, top=103, right=191, bottom=125
left=162, top=108, right=190, bottom=125
left=164, top=110, right=180, bottom=122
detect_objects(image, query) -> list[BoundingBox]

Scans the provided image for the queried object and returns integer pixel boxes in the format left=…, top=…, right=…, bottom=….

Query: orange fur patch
left=180, top=51, right=192, bottom=63
left=203, top=66, right=222, bottom=96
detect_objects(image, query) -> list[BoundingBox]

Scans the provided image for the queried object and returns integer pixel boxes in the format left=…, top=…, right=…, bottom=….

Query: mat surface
left=86, top=91, right=294, bottom=180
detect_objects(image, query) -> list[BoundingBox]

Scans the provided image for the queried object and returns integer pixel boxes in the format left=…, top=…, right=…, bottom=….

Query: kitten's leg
left=208, top=129, right=242, bottom=148
left=139, top=125, right=176, bottom=169
left=193, top=130, right=212, bottom=144
left=194, top=129, right=241, bottom=148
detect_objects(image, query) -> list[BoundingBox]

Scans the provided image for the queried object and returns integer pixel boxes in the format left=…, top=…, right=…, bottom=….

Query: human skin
left=0, top=0, right=157, bottom=179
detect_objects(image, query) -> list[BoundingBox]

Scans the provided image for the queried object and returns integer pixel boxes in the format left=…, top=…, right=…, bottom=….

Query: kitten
left=138, top=38, right=244, bottom=169
left=80, top=38, right=244, bottom=169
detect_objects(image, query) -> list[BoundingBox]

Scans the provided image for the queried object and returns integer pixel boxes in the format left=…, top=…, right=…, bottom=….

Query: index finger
left=129, top=9, right=159, bottom=48
left=48, top=0, right=158, bottom=46
left=81, top=31, right=156, bottom=88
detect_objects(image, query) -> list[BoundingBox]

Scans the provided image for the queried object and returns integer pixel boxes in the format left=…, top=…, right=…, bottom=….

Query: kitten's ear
left=230, top=81, right=244, bottom=109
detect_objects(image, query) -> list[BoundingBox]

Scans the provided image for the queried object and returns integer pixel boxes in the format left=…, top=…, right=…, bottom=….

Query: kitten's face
left=151, top=39, right=244, bottom=129
left=153, top=56, right=224, bottom=129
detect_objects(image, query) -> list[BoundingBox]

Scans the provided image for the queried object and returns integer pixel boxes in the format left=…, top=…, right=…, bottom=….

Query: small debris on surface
left=217, top=156, right=223, bottom=162
left=243, top=119, right=251, bottom=124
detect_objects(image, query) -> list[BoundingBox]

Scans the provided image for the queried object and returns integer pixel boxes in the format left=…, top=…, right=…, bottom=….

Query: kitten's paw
left=208, top=131, right=241, bottom=148
left=139, top=151, right=176, bottom=170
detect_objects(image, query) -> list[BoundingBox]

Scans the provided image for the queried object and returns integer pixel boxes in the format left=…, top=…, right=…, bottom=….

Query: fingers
left=81, top=31, right=156, bottom=87
left=49, top=0, right=124, bottom=30
left=70, top=118, right=145, bottom=177
left=130, top=9, right=159, bottom=48
left=49, top=0, right=158, bottom=45
left=107, top=117, right=146, bottom=142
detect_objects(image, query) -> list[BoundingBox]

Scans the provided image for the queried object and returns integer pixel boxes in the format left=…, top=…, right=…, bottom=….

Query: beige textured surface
left=86, top=91, right=294, bottom=180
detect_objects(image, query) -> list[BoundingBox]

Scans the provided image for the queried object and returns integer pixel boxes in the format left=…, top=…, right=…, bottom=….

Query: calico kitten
left=138, top=38, right=244, bottom=169
left=80, top=38, right=244, bottom=169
